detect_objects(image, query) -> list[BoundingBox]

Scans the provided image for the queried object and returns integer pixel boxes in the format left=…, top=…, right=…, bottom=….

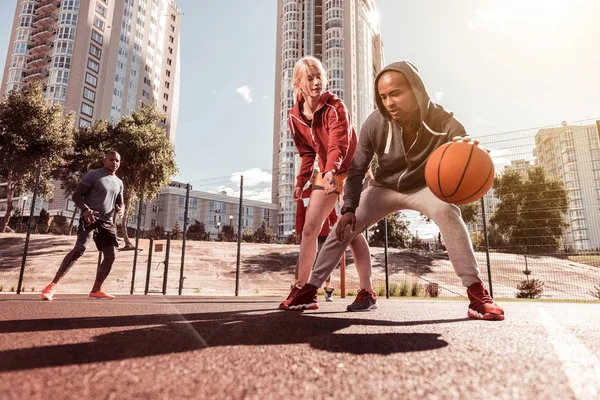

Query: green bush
left=424, top=283, right=440, bottom=297
left=411, top=282, right=423, bottom=297
left=399, top=281, right=411, bottom=296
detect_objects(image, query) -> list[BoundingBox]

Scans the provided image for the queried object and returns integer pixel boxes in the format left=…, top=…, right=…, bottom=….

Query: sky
left=1, top=0, right=599, bottom=236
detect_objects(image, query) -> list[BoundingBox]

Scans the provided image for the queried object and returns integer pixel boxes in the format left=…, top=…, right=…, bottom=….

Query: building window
left=87, top=58, right=100, bottom=73
left=168, top=47, right=173, bottom=54
left=83, top=87, right=95, bottom=102
left=162, top=105, right=167, bottom=112
left=93, top=17, right=105, bottom=31
left=91, top=30, right=103, bottom=45
left=79, top=118, right=91, bottom=128
left=89, top=44, right=102, bottom=59
left=169, top=35, right=174, bottom=43
left=81, top=102, right=94, bottom=117
left=96, top=3, right=107, bottom=17
left=165, top=81, right=170, bottom=89
left=167, top=58, right=172, bottom=66
left=163, top=93, right=168, bottom=101
left=85, top=72, right=97, bottom=87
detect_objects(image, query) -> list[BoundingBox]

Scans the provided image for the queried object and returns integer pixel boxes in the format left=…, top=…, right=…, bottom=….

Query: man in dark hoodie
left=283, top=61, right=504, bottom=321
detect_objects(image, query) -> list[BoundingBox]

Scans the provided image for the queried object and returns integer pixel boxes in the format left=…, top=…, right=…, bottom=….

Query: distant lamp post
left=19, top=196, right=28, bottom=228
left=229, top=215, right=234, bottom=227
left=216, top=221, right=221, bottom=235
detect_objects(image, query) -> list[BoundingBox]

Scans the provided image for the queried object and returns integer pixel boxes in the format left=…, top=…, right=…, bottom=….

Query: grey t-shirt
left=79, top=168, right=124, bottom=222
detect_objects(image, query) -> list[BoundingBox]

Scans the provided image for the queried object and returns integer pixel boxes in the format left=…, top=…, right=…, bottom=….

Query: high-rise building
left=271, top=0, right=384, bottom=238
left=0, top=0, right=181, bottom=218
left=534, top=121, right=600, bottom=251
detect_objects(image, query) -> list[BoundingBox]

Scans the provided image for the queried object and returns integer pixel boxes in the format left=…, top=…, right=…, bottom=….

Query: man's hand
left=115, top=204, right=124, bottom=218
left=323, top=171, right=338, bottom=195
left=292, top=187, right=303, bottom=201
left=82, top=209, right=98, bottom=224
left=336, top=212, right=355, bottom=242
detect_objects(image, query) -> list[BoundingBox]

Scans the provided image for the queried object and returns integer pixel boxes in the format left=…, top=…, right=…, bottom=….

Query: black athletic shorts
left=78, top=218, right=119, bottom=251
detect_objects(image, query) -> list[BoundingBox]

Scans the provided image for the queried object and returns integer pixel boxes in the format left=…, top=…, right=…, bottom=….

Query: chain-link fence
left=1, top=119, right=600, bottom=301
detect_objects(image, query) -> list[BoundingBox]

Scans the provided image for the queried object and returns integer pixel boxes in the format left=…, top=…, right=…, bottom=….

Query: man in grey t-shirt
left=40, top=151, right=124, bottom=301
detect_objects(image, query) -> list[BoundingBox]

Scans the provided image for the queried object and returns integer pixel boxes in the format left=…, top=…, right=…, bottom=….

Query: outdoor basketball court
left=1, top=295, right=599, bottom=399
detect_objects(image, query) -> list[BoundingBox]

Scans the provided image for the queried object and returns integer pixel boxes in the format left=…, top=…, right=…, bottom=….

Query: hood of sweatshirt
left=374, top=61, right=430, bottom=127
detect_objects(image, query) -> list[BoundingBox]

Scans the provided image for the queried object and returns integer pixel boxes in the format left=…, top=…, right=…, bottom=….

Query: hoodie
left=342, top=61, right=467, bottom=211
left=288, top=91, right=358, bottom=189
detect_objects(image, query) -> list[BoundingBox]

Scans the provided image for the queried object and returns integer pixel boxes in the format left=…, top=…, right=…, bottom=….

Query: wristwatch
left=340, top=206, right=355, bottom=215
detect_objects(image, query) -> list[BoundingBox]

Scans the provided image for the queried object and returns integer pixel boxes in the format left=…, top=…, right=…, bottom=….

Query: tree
left=490, top=166, right=568, bottom=254
left=0, top=81, right=74, bottom=232
left=186, top=220, right=206, bottom=241
left=37, top=208, right=50, bottom=233
left=219, top=224, right=235, bottom=242
left=56, top=104, right=177, bottom=248
left=368, top=212, right=411, bottom=248
left=253, top=222, right=276, bottom=243
left=172, top=219, right=182, bottom=240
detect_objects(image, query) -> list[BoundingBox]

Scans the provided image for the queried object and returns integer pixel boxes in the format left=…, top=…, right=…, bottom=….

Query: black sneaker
left=347, top=289, right=378, bottom=311
left=324, top=287, right=334, bottom=302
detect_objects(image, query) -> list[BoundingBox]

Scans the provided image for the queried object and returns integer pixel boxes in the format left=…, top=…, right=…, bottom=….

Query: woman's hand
left=292, top=187, right=303, bottom=201
left=323, top=171, right=338, bottom=195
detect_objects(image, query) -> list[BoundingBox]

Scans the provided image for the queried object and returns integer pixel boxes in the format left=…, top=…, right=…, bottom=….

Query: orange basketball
left=424, top=139, right=494, bottom=205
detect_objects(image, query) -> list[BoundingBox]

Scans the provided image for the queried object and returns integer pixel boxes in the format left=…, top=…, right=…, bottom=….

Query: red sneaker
left=89, top=291, right=115, bottom=300
left=347, top=289, right=378, bottom=311
left=278, top=283, right=301, bottom=309
left=279, top=283, right=319, bottom=311
left=467, top=282, right=504, bottom=321
left=40, top=283, right=57, bottom=301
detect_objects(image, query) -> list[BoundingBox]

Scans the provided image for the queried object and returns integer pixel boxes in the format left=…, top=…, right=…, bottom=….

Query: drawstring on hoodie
left=384, top=121, right=393, bottom=154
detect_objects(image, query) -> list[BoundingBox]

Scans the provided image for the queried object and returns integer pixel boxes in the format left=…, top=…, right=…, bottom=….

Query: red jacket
left=296, top=186, right=338, bottom=238
left=288, top=91, right=357, bottom=189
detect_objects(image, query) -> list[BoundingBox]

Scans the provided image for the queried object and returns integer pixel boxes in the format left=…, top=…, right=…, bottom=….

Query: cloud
left=434, top=92, right=444, bottom=102
left=208, top=168, right=273, bottom=203
left=235, top=85, right=253, bottom=103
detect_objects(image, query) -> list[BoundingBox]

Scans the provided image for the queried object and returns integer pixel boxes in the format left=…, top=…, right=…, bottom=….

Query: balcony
left=25, top=54, right=51, bottom=68
left=30, top=26, right=56, bottom=42
left=29, top=40, right=53, bottom=55
left=35, top=0, right=61, bottom=15
left=23, top=68, right=50, bottom=82
left=33, top=13, right=58, bottom=28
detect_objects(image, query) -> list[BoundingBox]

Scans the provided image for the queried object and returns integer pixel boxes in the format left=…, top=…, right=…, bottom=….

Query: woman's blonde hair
left=292, top=56, right=328, bottom=103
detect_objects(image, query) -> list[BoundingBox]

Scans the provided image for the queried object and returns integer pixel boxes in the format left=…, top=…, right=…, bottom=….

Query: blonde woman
left=279, top=56, right=375, bottom=311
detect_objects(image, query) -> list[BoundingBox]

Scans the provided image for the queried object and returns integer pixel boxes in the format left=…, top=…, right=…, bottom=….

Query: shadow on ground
left=0, top=304, right=467, bottom=371
left=243, top=252, right=299, bottom=273
left=0, top=237, right=75, bottom=269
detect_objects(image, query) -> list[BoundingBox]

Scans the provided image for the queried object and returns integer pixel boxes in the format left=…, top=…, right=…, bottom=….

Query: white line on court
left=537, top=307, right=600, bottom=400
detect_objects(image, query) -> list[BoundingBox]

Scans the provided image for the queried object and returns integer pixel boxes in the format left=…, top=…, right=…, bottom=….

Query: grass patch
left=567, top=255, right=600, bottom=268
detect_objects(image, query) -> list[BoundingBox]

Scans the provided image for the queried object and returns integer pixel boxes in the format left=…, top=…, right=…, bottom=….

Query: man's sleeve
left=445, top=117, right=468, bottom=141
left=342, top=117, right=375, bottom=211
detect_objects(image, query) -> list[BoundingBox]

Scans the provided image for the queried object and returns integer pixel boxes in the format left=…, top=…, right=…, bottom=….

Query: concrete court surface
left=0, top=295, right=599, bottom=400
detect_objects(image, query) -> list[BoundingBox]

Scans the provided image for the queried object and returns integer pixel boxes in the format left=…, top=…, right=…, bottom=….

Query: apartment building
left=271, top=0, right=384, bottom=238
left=0, top=0, right=181, bottom=219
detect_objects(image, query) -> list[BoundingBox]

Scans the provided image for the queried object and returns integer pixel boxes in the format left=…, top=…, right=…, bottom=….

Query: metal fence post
left=145, top=238, right=154, bottom=295
left=163, top=232, right=170, bottom=295
left=384, top=216, right=389, bottom=299
left=481, top=196, right=494, bottom=298
left=179, top=184, right=190, bottom=295
left=130, top=191, right=144, bottom=294
left=235, top=175, right=243, bottom=296
left=17, top=164, right=41, bottom=294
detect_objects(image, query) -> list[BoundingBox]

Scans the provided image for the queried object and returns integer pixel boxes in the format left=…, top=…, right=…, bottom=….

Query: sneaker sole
left=88, top=297, right=114, bottom=300
left=282, top=302, right=319, bottom=311
left=468, top=309, right=504, bottom=321
left=347, top=303, right=378, bottom=312
left=40, top=295, right=53, bottom=301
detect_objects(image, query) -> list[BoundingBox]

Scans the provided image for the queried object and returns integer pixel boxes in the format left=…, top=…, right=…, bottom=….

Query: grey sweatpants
left=308, top=183, right=482, bottom=288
